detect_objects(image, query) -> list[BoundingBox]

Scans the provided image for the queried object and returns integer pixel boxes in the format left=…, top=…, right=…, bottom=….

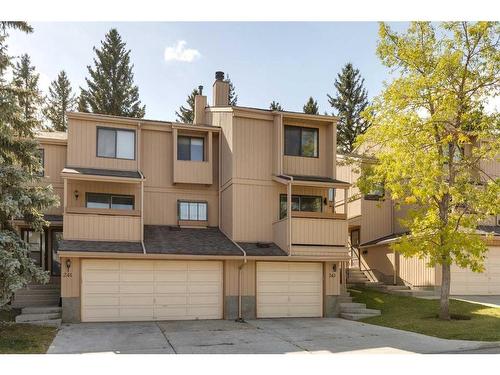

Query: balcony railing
left=63, top=209, right=141, bottom=242
left=173, top=160, right=213, bottom=185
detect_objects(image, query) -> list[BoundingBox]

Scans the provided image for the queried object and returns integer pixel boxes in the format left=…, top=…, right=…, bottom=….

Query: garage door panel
left=82, top=260, right=222, bottom=322
left=155, top=270, right=188, bottom=282
left=85, top=295, right=120, bottom=306
left=257, top=262, right=322, bottom=318
left=451, top=247, right=500, bottom=295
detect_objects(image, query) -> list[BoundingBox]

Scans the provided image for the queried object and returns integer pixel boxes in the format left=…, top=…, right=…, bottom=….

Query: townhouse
left=337, top=150, right=500, bottom=295
left=19, top=72, right=352, bottom=323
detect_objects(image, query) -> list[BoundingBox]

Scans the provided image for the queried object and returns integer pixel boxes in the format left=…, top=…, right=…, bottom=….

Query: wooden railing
left=272, top=218, right=289, bottom=254
left=173, top=160, right=213, bottom=185
left=291, top=216, right=347, bottom=247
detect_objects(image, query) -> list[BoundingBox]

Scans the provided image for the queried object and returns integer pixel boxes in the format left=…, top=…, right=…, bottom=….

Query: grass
left=349, top=287, right=500, bottom=342
left=0, top=308, right=58, bottom=354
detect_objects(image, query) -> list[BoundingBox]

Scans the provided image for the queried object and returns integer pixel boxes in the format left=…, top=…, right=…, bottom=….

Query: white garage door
left=256, top=262, right=323, bottom=318
left=451, top=247, right=500, bottom=295
left=81, top=259, right=223, bottom=322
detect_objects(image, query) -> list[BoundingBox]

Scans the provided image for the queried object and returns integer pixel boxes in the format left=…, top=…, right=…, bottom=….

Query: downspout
left=138, top=121, right=146, bottom=255
left=280, top=174, right=294, bottom=256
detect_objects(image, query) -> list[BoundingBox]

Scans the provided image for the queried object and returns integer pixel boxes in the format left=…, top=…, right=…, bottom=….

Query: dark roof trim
left=278, top=174, right=349, bottom=185
left=58, top=240, right=143, bottom=253
left=64, top=166, right=142, bottom=179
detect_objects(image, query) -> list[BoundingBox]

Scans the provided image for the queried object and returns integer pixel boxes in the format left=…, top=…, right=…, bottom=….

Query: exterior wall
left=360, top=245, right=396, bottom=283
left=141, top=127, right=219, bottom=226
left=324, top=261, right=341, bottom=317
left=66, top=180, right=140, bottom=209
left=282, top=119, right=334, bottom=178
left=39, top=141, right=66, bottom=215
left=63, top=213, right=141, bottom=241
left=61, top=256, right=81, bottom=323
left=336, top=157, right=361, bottom=219
left=398, top=254, right=436, bottom=287
left=67, top=117, right=139, bottom=171
left=360, top=198, right=393, bottom=244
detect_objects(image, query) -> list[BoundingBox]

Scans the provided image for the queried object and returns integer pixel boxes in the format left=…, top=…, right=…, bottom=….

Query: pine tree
left=79, top=28, right=145, bottom=118
left=175, top=87, right=200, bottom=123
left=269, top=101, right=284, bottom=111
left=226, top=75, right=238, bottom=106
left=0, top=22, right=58, bottom=307
left=43, top=70, right=77, bottom=131
left=328, top=63, right=370, bottom=153
left=12, top=53, right=43, bottom=128
left=303, top=97, right=319, bottom=115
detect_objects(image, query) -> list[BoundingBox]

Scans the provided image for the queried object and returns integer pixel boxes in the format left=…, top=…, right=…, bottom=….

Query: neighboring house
left=337, top=150, right=500, bottom=295
left=16, top=72, right=352, bottom=323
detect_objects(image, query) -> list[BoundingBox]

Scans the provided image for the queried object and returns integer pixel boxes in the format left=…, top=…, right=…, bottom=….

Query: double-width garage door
left=256, top=262, right=323, bottom=318
left=451, top=247, right=500, bottom=295
left=81, top=260, right=223, bottom=322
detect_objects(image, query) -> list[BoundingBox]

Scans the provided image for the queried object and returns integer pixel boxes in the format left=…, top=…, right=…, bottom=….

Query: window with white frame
left=178, top=201, right=208, bottom=221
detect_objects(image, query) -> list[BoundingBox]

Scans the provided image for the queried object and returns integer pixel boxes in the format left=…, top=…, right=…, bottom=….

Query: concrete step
left=383, top=285, right=410, bottom=291
left=341, top=311, right=381, bottom=321
left=337, top=297, right=353, bottom=303
left=22, top=318, right=61, bottom=328
left=24, top=284, right=60, bottom=290
left=339, top=302, right=366, bottom=309
left=12, top=299, right=60, bottom=308
left=22, top=306, right=62, bottom=314
left=15, top=312, right=61, bottom=322
left=340, top=307, right=380, bottom=314
left=14, top=291, right=60, bottom=298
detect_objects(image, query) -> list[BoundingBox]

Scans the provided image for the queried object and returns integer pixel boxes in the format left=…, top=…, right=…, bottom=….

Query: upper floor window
left=279, top=194, right=322, bottom=219
left=86, top=193, right=134, bottom=210
left=284, top=125, right=318, bottom=158
left=178, top=136, right=204, bottom=161
left=364, top=183, right=385, bottom=201
left=37, top=148, right=44, bottom=177
left=97, top=127, right=135, bottom=160
left=178, top=201, right=208, bottom=221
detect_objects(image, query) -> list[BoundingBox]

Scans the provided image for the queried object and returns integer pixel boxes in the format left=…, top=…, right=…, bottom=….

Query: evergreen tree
left=0, top=22, right=58, bottom=307
left=43, top=70, right=77, bottom=131
left=328, top=63, right=370, bottom=153
left=269, top=101, right=284, bottom=111
left=175, top=87, right=200, bottom=123
left=79, top=28, right=145, bottom=118
left=226, top=75, right=238, bottom=106
left=12, top=53, right=43, bottom=127
left=77, top=89, right=88, bottom=112
left=303, top=97, right=319, bottom=115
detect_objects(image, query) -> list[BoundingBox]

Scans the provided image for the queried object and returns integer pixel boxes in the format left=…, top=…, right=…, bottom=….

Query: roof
left=62, top=167, right=142, bottom=179
left=477, top=226, right=500, bottom=236
left=44, top=214, right=63, bottom=223
left=278, top=174, right=350, bottom=185
left=360, top=232, right=407, bottom=247
left=58, top=240, right=143, bottom=253
left=143, top=225, right=243, bottom=256
left=237, top=242, right=287, bottom=256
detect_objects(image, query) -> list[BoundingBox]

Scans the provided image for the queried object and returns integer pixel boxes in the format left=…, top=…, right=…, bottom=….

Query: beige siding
left=397, top=254, right=436, bottom=287
left=67, top=118, right=138, bottom=171
left=292, top=217, right=347, bottom=247
left=40, top=142, right=66, bottom=215
left=173, top=160, right=213, bottom=184
left=360, top=245, right=396, bottom=279
left=360, top=198, right=393, bottom=244
left=214, top=112, right=234, bottom=185
left=272, top=218, right=289, bottom=253
left=61, top=257, right=80, bottom=298
left=336, top=158, right=361, bottom=218
left=220, top=185, right=233, bottom=237
left=66, top=180, right=140, bottom=209
left=324, top=261, right=340, bottom=296
left=224, top=260, right=256, bottom=296
left=63, top=213, right=141, bottom=241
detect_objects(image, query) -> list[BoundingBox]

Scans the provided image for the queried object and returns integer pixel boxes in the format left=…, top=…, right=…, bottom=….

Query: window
left=97, top=127, right=135, bottom=160
left=279, top=194, right=322, bottom=219
left=37, top=148, right=44, bottom=176
left=284, top=125, right=318, bottom=157
left=364, top=183, right=385, bottom=201
left=177, top=136, right=205, bottom=161
left=86, top=193, right=134, bottom=210
left=178, top=201, right=208, bottom=221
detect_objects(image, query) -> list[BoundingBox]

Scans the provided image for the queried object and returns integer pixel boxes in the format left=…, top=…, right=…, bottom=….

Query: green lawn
left=349, top=287, right=500, bottom=342
left=0, top=309, right=57, bottom=354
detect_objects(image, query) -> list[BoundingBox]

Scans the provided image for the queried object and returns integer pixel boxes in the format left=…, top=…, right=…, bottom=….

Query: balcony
left=173, top=160, right=213, bottom=185
left=63, top=208, right=141, bottom=242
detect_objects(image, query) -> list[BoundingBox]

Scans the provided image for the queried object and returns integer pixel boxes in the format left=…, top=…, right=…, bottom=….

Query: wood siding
left=67, top=118, right=138, bottom=171
left=360, top=198, right=393, bottom=244
left=63, top=213, right=141, bottom=241
left=224, top=260, right=256, bottom=296
left=39, top=142, right=66, bottom=215
left=273, top=218, right=289, bottom=254
left=397, top=254, right=436, bottom=287
left=61, top=257, right=80, bottom=297
left=292, top=217, right=347, bottom=247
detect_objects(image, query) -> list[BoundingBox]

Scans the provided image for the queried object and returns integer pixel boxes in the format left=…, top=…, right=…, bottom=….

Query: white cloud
left=164, top=40, right=201, bottom=63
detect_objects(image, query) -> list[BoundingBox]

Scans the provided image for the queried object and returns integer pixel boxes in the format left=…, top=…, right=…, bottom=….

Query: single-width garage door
left=256, top=262, right=323, bottom=318
left=81, top=259, right=223, bottom=322
left=451, top=247, right=500, bottom=295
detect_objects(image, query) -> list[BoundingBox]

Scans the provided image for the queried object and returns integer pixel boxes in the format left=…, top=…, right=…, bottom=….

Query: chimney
left=193, top=85, right=207, bottom=125
left=212, top=71, right=229, bottom=107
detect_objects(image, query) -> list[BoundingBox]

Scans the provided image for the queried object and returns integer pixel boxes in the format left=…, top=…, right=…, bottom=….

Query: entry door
left=21, top=229, right=46, bottom=270
left=256, top=262, right=323, bottom=318
left=349, top=229, right=360, bottom=268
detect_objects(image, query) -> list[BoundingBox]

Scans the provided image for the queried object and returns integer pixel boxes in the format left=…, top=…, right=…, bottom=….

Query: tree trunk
left=439, top=262, right=451, bottom=320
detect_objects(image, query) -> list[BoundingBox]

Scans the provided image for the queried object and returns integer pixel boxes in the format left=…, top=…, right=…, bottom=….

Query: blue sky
left=8, top=22, right=407, bottom=120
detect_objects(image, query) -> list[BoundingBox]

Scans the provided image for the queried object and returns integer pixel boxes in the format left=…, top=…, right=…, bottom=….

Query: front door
left=51, top=229, right=63, bottom=276
left=21, top=229, right=47, bottom=270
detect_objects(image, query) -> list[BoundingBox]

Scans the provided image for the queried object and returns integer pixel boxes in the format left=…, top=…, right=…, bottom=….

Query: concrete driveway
left=47, top=318, right=500, bottom=354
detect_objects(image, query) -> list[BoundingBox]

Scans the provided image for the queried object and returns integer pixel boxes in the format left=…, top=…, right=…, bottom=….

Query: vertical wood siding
left=63, top=213, right=141, bottom=241
left=224, top=260, right=256, bottom=296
